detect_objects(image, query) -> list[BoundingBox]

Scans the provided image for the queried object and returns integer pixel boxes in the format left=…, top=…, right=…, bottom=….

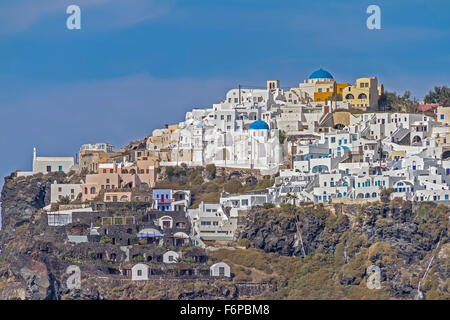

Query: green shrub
left=100, top=236, right=112, bottom=244
left=165, top=166, right=175, bottom=176
left=58, top=196, right=71, bottom=205
left=263, top=203, right=275, bottom=209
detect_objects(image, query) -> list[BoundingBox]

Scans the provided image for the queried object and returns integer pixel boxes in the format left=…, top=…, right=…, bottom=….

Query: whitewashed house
left=210, top=262, right=231, bottom=278
left=32, top=148, right=75, bottom=174
left=131, top=263, right=150, bottom=281
left=17, top=148, right=76, bottom=177
left=163, top=251, right=180, bottom=264
left=50, top=181, right=82, bottom=203
left=187, top=202, right=237, bottom=241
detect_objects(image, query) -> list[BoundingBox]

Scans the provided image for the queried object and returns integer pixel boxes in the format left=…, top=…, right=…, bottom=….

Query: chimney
left=33, top=147, right=37, bottom=161
left=323, top=105, right=330, bottom=116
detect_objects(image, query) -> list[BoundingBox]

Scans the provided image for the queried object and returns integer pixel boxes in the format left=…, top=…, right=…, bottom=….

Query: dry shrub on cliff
left=224, top=179, right=244, bottom=194
left=212, top=249, right=273, bottom=275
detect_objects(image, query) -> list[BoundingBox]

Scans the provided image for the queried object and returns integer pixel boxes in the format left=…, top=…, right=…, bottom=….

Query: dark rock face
left=241, top=207, right=335, bottom=256
left=340, top=274, right=359, bottom=286
left=0, top=172, right=68, bottom=299
left=245, top=176, right=258, bottom=187
left=0, top=172, right=66, bottom=245
left=249, top=221, right=302, bottom=256
left=241, top=203, right=447, bottom=262
left=177, top=287, right=237, bottom=300
left=239, top=202, right=449, bottom=299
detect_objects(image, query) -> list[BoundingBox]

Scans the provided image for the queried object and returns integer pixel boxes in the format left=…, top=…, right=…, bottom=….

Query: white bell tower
left=193, top=124, right=204, bottom=165
left=32, top=147, right=37, bottom=172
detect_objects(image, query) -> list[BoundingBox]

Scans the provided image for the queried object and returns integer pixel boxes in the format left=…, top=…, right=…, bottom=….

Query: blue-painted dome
left=249, top=120, right=269, bottom=130
left=308, top=68, right=333, bottom=79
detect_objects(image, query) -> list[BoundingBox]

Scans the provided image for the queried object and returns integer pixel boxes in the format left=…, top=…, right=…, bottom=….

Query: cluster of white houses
left=130, top=262, right=230, bottom=281
left=17, top=68, right=450, bottom=246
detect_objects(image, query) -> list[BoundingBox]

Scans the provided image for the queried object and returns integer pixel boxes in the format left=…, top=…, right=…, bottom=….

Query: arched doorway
left=412, top=136, right=422, bottom=144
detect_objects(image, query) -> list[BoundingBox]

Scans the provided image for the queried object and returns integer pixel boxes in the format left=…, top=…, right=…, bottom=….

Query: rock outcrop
left=239, top=201, right=449, bottom=299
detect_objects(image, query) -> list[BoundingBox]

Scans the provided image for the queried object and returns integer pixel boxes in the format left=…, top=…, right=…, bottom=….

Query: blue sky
left=0, top=0, right=449, bottom=189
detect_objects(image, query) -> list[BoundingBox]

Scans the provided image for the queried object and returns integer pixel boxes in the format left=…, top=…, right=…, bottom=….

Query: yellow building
left=342, top=77, right=379, bottom=110
left=436, top=106, right=450, bottom=125
left=314, top=80, right=335, bottom=102
left=295, top=68, right=383, bottom=108
left=314, top=82, right=351, bottom=102
left=336, top=83, right=350, bottom=97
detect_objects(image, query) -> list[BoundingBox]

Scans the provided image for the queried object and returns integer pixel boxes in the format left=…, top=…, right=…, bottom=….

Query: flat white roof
left=99, top=163, right=114, bottom=168
left=36, top=157, right=74, bottom=161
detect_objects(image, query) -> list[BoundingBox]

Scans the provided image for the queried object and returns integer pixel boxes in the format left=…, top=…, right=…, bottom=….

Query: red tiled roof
left=418, top=104, right=442, bottom=111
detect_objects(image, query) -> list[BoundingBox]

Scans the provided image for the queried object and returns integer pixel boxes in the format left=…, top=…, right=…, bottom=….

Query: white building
left=220, top=189, right=271, bottom=211
left=187, top=202, right=237, bottom=241
left=153, top=83, right=285, bottom=172
left=131, top=263, right=150, bottom=281
left=80, top=143, right=115, bottom=153
left=210, top=262, right=231, bottom=277
left=163, top=250, right=180, bottom=264
left=50, top=181, right=82, bottom=203
left=47, top=207, right=93, bottom=226
left=31, top=147, right=75, bottom=174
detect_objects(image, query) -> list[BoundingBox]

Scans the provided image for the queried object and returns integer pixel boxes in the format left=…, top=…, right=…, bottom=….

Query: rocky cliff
left=238, top=201, right=449, bottom=299
left=0, top=173, right=268, bottom=300
left=0, top=172, right=448, bottom=300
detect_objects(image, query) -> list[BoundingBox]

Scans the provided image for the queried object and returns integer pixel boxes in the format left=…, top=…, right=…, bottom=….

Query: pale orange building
left=81, top=157, right=159, bottom=201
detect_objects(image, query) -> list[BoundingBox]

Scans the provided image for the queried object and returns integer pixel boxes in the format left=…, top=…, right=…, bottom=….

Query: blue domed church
left=308, top=68, right=334, bottom=80
left=249, top=119, right=270, bottom=130
left=297, top=67, right=338, bottom=103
